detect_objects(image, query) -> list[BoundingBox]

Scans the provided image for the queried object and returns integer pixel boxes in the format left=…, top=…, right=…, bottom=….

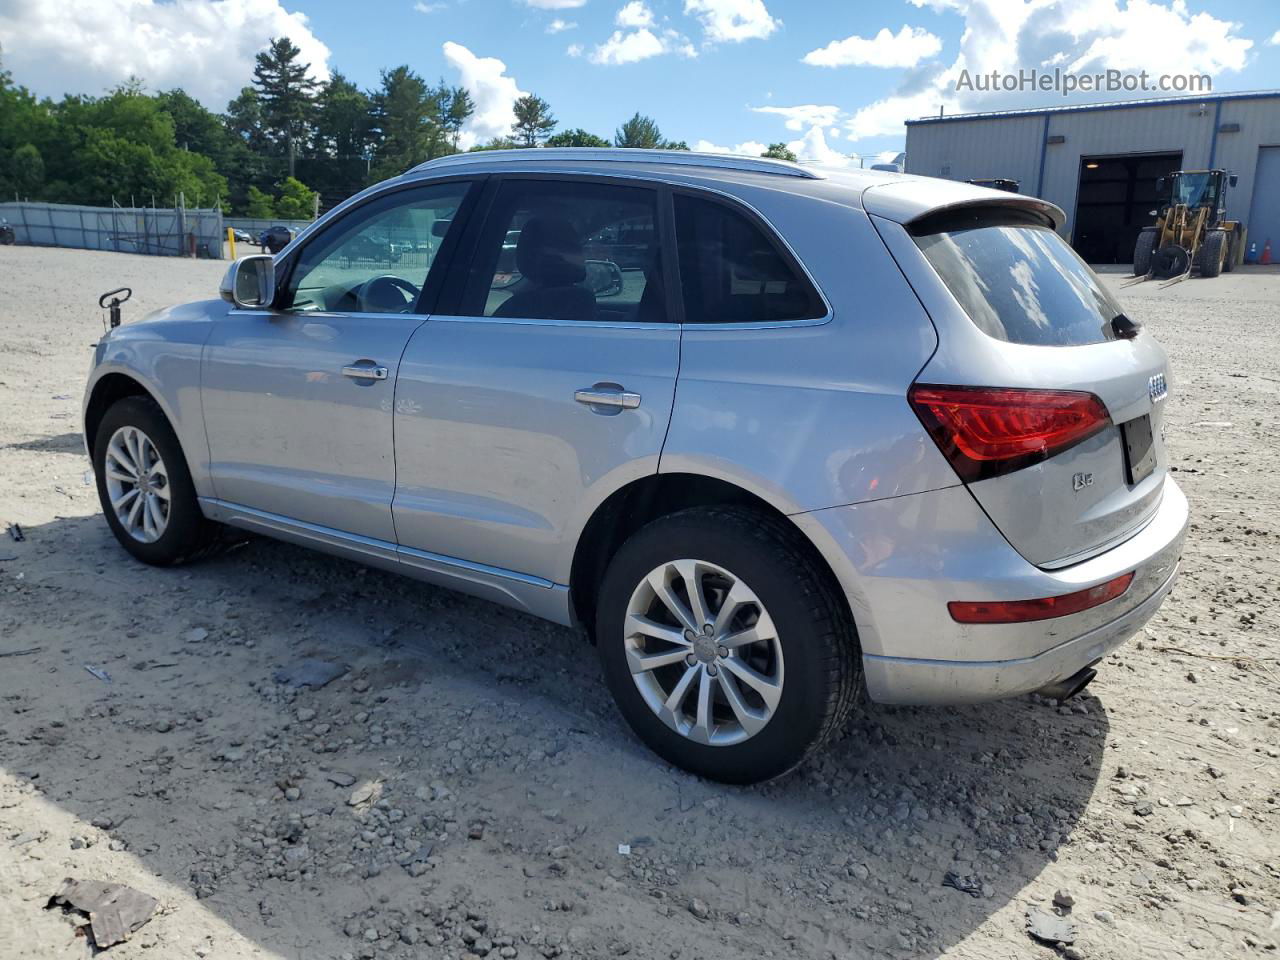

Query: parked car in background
left=257, top=225, right=294, bottom=254
left=83, top=149, right=1187, bottom=783
left=232, top=229, right=254, bottom=244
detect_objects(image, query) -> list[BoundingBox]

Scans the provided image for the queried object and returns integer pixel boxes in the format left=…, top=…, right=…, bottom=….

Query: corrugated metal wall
left=906, top=94, right=1280, bottom=246
left=0, top=202, right=225, bottom=258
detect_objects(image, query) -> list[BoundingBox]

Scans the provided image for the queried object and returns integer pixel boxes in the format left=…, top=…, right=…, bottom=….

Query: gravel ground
left=1, top=245, right=1277, bottom=960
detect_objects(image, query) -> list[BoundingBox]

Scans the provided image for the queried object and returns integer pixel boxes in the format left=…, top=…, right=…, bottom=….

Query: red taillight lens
left=948, top=572, right=1134, bottom=624
left=908, top=384, right=1111, bottom=482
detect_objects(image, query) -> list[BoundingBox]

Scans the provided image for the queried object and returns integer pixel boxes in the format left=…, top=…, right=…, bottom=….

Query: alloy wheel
left=103, top=425, right=171, bottom=544
left=624, top=559, right=784, bottom=746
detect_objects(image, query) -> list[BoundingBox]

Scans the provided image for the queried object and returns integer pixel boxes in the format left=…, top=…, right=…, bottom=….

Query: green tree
left=274, top=176, right=317, bottom=219
left=468, top=136, right=519, bottom=152
left=614, top=112, right=663, bottom=149
left=252, top=37, right=318, bottom=177
left=443, top=86, right=473, bottom=151
left=511, top=94, right=556, bottom=147
left=370, top=66, right=449, bottom=178
left=545, top=128, right=610, bottom=148
left=245, top=185, right=275, bottom=218
left=9, top=143, right=44, bottom=197
left=761, top=142, right=797, bottom=162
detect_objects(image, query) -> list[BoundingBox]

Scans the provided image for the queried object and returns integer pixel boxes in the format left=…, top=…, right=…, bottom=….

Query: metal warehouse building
left=904, top=90, right=1280, bottom=264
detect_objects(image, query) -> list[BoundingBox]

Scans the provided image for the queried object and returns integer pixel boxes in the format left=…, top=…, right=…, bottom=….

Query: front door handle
left=342, top=363, right=388, bottom=381
left=575, top=385, right=641, bottom=409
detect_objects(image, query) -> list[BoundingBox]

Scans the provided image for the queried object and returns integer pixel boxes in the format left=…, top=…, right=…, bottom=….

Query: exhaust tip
left=1034, top=665, right=1098, bottom=703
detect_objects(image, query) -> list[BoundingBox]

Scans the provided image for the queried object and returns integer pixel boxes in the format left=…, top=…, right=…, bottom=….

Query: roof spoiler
left=862, top=179, right=1066, bottom=231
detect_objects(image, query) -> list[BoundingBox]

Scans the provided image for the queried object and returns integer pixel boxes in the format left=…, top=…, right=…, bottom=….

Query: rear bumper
left=793, top=475, right=1188, bottom=705
left=861, top=561, right=1178, bottom=704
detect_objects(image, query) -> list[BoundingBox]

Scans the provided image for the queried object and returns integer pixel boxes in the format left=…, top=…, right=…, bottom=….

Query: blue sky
left=2, top=0, right=1279, bottom=164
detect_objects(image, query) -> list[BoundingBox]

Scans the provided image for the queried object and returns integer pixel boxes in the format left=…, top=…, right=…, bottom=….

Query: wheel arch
left=568, top=472, right=862, bottom=645
left=85, top=371, right=159, bottom=459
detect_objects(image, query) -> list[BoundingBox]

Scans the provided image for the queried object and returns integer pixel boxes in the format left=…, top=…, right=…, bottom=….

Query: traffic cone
left=1246, top=241, right=1258, bottom=263
left=1263, top=239, right=1273, bottom=265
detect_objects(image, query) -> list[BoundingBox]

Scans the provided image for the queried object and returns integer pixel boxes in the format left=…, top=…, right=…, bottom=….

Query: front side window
left=284, top=181, right=471, bottom=314
left=460, top=180, right=666, bottom=323
left=913, top=211, right=1124, bottom=346
left=673, top=193, right=825, bottom=324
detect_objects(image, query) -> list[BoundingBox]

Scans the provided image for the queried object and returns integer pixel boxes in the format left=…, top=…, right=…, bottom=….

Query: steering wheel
left=358, top=274, right=420, bottom=313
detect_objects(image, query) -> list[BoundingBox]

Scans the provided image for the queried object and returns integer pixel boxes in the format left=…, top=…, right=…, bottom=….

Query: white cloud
left=616, top=1, right=654, bottom=28
left=750, top=103, right=843, bottom=131
left=802, top=24, right=942, bottom=69
left=692, top=138, right=769, bottom=155
left=840, top=0, right=1252, bottom=144
left=413, top=1, right=446, bottom=12
left=590, top=17, right=695, bottom=65
left=785, top=126, right=854, bottom=166
left=1270, top=30, right=1280, bottom=45
left=0, top=0, right=329, bottom=108
left=521, top=0, right=587, bottom=8
left=683, top=0, right=779, bottom=43
left=566, top=42, right=585, bottom=56
left=547, top=18, right=577, bottom=32
left=441, top=41, right=527, bottom=149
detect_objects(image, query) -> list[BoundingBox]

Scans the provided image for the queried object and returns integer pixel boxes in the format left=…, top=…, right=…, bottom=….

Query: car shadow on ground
left=2, top=514, right=1107, bottom=959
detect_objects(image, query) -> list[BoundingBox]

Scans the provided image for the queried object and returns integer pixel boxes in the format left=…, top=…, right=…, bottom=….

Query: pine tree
left=614, top=113, right=663, bottom=149
left=511, top=94, right=556, bottom=148
left=252, top=37, right=318, bottom=177
left=443, top=86, right=474, bottom=151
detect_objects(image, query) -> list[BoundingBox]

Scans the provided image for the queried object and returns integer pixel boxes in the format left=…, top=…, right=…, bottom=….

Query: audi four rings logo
left=1149, top=372, right=1168, bottom=403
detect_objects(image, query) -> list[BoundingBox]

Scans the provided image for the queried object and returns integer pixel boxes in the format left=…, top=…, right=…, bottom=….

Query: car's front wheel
left=596, top=507, right=859, bottom=783
left=93, top=396, right=222, bottom=565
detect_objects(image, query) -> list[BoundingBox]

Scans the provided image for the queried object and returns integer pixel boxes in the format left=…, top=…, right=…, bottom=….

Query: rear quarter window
left=912, top=211, right=1124, bottom=346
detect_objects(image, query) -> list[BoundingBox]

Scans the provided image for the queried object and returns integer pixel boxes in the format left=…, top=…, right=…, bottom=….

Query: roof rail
left=408, top=148, right=825, bottom=180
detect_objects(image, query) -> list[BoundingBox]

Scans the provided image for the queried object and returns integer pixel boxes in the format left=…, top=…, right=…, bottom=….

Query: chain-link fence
left=0, top=202, right=225, bottom=258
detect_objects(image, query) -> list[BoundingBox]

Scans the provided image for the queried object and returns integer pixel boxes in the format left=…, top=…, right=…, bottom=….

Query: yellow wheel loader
left=1132, top=169, right=1240, bottom=284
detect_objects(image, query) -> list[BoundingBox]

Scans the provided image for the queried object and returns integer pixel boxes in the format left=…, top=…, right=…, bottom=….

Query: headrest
left=515, top=217, right=586, bottom=286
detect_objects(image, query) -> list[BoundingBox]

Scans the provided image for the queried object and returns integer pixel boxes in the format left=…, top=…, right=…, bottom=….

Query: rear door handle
left=342, top=363, right=388, bottom=381
left=575, top=385, right=641, bottom=409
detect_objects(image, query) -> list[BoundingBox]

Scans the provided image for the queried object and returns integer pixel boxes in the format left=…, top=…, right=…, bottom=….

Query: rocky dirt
left=1, top=246, right=1277, bottom=960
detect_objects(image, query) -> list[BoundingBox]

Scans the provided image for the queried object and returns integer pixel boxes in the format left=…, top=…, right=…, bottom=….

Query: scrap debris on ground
left=46, top=878, right=158, bottom=949
left=0, top=247, right=1277, bottom=959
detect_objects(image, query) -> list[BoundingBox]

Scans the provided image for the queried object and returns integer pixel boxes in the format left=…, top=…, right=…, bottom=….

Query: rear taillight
left=948, top=572, right=1134, bottom=624
left=908, top=384, right=1111, bottom=483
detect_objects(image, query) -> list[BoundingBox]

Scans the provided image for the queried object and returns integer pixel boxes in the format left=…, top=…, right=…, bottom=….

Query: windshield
left=914, top=215, right=1125, bottom=346
left=1172, top=172, right=1217, bottom=208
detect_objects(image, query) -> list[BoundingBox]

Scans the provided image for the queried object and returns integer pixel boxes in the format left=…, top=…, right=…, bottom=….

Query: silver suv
left=84, top=149, right=1187, bottom=783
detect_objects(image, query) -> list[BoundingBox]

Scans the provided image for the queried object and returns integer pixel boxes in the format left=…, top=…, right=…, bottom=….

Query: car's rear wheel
left=595, top=507, right=859, bottom=783
left=93, top=396, right=223, bottom=565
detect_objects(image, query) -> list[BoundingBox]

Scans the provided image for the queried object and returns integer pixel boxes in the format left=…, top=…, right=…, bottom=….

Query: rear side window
left=674, top=194, right=824, bottom=324
left=912, top=212, right=1124, bottom=346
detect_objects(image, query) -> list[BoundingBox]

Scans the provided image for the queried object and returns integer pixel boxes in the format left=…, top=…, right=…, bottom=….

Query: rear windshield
left=913, top=212, right=1124, bottom=346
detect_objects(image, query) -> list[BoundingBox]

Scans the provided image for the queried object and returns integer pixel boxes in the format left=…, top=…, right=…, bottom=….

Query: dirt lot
left=1, top=245, right=1277, bottom=960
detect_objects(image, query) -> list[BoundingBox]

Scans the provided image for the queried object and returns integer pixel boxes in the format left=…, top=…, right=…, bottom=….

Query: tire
left=1133, top=228, right=1158, bottom=276
left=93, top=396, right=223, bottom=565
left=1200, top=229, right=1226, bottom=278
left=595, top=506, right=860, bottom=784
left=1222, top=232, right=1236, bottom=273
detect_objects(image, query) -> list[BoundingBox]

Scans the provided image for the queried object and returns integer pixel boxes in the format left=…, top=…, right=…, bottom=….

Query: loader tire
left=1133, top=228, right=1158, bottom=276
left=1200, top=230, right=1226, bottom=278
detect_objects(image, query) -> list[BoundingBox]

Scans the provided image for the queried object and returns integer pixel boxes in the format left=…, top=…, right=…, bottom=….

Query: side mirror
left=431, top=220, right=452, bottom=238
left=584, top=259, right=624, bottom=298
left=220, top=255, right=276, bottom=308
left=1229, top=174, right=1239, bottom=188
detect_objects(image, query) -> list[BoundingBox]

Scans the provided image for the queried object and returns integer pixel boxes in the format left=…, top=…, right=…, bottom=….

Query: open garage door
left=1072, top=152, right=1182, bottom=264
